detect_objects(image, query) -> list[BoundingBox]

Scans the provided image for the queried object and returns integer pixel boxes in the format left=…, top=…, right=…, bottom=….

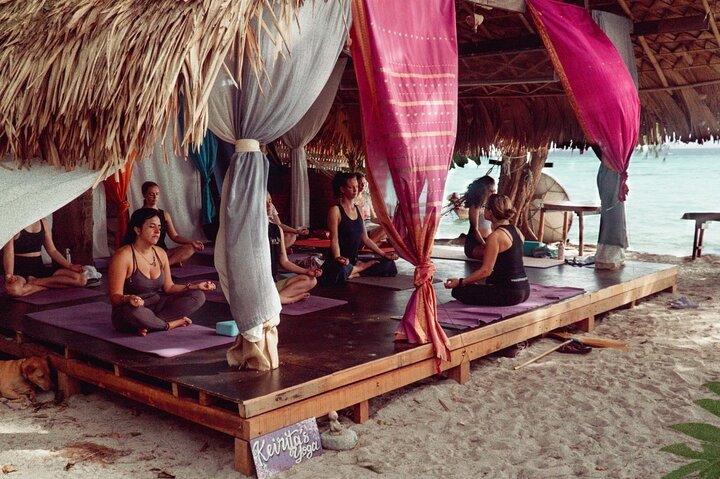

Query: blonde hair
left=486, top=194, right=516, bottom=221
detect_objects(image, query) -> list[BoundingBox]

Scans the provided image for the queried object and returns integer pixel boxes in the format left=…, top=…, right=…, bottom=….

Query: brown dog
left=0, top=356, right=53, bottom=401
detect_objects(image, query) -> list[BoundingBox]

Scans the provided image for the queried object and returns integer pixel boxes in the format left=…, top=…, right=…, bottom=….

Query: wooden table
left=537, top=201, right=601, bottom=256
left=681, top=212, right=720, bottom=259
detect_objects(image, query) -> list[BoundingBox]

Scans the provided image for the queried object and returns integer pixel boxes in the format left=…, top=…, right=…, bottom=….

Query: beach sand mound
left=1, top=253, right=719, bottom=478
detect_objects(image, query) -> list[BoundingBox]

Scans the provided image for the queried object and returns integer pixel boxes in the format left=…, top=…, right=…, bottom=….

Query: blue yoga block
left=216, top=321, right=239, bottom=337
left=523, top=240, right=542, bottom=256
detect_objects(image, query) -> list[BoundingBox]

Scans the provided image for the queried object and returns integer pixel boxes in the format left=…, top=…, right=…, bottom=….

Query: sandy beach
left=2, top=252, right=719, bottom=478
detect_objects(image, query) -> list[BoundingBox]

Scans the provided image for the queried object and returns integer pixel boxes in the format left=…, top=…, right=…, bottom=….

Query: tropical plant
left=661, top=382, right=720, bottom=478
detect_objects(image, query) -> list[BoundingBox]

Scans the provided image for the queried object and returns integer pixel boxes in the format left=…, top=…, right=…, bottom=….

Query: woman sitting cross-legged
left=444, top=194, right=530, bottom=307
left=266, top=195, right=322, bottom=304
left=3, top=219, right=87, bottom=297
left=320, top=172, right=398, bottom=286
left=108, top=208, right=215, bottom=336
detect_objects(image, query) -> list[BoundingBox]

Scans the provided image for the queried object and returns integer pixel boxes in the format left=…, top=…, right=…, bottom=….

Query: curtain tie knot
left=234, top=139, right=260, bottom=153
left=119, top=200, right=130, bottom=211
left=414, top=260, right=436, bottom=287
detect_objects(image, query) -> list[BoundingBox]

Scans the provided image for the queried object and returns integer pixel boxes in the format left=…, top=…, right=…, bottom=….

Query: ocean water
left=437, top=145, right=720, bottom=257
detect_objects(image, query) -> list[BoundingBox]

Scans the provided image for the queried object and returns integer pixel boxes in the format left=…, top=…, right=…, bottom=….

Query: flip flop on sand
left=667, top=296, right=699, bottom=310
left=557, top=339, right=592, bottom=355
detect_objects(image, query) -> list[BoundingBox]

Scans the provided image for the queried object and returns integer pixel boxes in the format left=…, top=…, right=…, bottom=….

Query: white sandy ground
left=1, top=253, right=720, bottom=478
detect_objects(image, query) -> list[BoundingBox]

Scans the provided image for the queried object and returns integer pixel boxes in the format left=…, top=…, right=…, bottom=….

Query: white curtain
left=207, top=0, right=349, bottom=339
left=0, top=160, right=102, bottom=249
left=281, top=58, right=347, bottom=227
left=128, top=126, right=205, bottom=247
left=92, top=186, right=111, bottom=259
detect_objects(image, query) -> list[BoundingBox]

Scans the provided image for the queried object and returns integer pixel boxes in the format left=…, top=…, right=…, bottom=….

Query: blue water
left=438, top=145, right=720, bottom=256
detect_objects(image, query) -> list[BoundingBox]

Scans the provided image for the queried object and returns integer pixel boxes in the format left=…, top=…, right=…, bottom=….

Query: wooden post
left=692, top=222, right=700, bottom=259
left=447, top=360, right=470, bottom=385
left=352, top=400, right=370, bottom=424
left=537, top=209, right=545, bottom=243
left=234, top=438, right=255, bottom=476
left=52, top=189, right=94, bottom=266
left=57, top=371, right=82, bottom=399
left=578, top=212, right=585, bottom=256
left=577, top=315, right=595, bottom=333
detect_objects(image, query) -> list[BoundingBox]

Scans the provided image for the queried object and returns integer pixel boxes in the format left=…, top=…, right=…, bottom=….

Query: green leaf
left=672, top=424, right=720, bottom=444
left=702, top=444, right=720, bottom=459
left=697, top=400, right=720, bottom=420
left=699, top=461, right=720, bottom=479
left=662, top=461, right=706, bottom=479
left=662, top=444, right=706, bottom=459
left=705, top=383, right=720, bottom=397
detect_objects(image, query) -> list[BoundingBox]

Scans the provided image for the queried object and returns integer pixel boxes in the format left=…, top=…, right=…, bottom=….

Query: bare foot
left=280, top=292, right=311, bottom=305
left=137, top=328, right=148, bottom=337
left=167, top=317, right=193, bottom=330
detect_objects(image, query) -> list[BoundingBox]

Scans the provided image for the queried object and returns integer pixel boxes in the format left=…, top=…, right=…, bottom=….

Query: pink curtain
left=351, top=0, right=458, bottom=363
left=527, top=0, right=640, bottom=200
left=104, top=156, right=136, bottom=248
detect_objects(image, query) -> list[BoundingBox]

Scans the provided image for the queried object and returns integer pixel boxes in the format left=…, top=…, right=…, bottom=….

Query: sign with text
left=250, top=418, right=323, bottom=478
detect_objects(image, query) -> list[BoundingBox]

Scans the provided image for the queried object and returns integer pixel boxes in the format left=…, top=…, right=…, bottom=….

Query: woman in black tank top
left=320, top=173, right=398, bottom=285
left=3, top=219, right=89, bottom=298
left=108, top=208, right=215, bottom=336
left=444, top=194, right=530, bottom=306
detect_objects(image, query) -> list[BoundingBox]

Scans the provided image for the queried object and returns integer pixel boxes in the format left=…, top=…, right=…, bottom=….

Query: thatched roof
left=0, top=0, right=303, bottom=172
left=323, top=0, right=720, bottom=157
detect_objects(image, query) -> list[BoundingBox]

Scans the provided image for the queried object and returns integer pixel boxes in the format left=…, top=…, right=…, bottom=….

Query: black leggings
left=111, top=290, right=205, bottom=333
left=451, top=282, right=530, bottom=307
left=320, top=258, right=398, bottom=286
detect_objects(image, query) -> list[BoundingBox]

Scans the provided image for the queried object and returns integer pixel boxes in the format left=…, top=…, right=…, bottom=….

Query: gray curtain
left=592, top=10, right=637, bottom=266
left=207, top=1, right=349, bottom=339
left=281, top=58, right=347, bottom=228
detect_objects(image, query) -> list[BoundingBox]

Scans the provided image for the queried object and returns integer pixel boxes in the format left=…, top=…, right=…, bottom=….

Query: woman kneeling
left=108, top=208, right=215, bottom=336
left=321, top=173, right=397, bottom=285
left=445, top=194, right=530, bottom=306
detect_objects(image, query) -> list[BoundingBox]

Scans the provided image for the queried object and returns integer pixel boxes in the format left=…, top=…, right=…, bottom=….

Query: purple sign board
left=250, top=418, right=323, bottom=478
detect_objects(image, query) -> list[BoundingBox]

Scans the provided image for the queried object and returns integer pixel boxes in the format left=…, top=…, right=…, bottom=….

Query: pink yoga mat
left=437, top=284, right=585, bottom=330
left=170, top=265, right=218, bottom=279
left=26, top=302, right=234, bottom=357
left=206, top=291, right=347, bottom=315
left=14, top=287, right=105, bottom=306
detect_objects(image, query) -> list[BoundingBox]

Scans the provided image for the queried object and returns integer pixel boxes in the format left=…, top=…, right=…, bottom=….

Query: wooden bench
left=537, top=201, right=601, bottom=256
left=681, top=212, right=720, bottom=259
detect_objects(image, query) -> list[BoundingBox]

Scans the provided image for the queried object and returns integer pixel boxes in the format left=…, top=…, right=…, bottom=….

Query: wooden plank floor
left=0, top=257, right=677, bottom=475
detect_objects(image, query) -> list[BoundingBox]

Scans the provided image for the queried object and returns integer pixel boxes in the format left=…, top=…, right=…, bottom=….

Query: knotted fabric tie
left=414, top=260, right=436, bottom=287
left=119, top=200, right=130, bottom=212
left=234, top=139, right=261, bottom=153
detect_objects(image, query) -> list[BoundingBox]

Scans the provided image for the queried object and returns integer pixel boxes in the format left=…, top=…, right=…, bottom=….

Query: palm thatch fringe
left=0, top=0, right=305, bottom=172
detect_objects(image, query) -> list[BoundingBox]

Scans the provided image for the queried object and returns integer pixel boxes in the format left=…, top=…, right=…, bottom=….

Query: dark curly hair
left=332, top=172, right=357, bottom=198
left=463, top=176, right=495, bottom=208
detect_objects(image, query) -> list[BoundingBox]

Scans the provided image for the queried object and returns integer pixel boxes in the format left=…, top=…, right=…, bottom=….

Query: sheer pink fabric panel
left=351, top=0, right=458, bottom=362
left=528, top=0, right=640, bottom=200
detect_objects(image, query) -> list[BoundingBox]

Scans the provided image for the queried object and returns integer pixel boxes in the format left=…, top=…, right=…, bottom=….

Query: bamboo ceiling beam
left=616, top=0, right=669, bottom=88
left=700, top=0, right=720, bottom=49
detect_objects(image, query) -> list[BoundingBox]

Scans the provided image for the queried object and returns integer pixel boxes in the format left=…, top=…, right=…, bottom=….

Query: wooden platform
left=0, top=258, right=677, bottom=475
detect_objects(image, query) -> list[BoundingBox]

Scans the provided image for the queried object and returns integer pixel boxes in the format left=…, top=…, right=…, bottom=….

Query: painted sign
left=250, top=418, right=323, bottom=478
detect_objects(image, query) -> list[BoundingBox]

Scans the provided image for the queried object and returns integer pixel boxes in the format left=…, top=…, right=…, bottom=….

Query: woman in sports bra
left=463, top=176, right=496, bottom=260
left=444, top=194, right=531, bottom=306
left=3, top=219, right=88, bottom=297
left=108, top=208, right=215, bottom=336
left=320, top=172, right=398, bottom=286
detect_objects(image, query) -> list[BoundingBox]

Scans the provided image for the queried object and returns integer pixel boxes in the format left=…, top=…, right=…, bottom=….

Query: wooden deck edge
left=242, top=271, right=675, bottom=437
left=0, top=336, right=249, bottom=439
left=240, top=265, right=678, bottom=417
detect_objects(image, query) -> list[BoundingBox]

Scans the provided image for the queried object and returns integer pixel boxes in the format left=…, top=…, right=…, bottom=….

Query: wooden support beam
left=447, top=359, right=470, bottom=385
left=52, top=189, right=94, bottom=266
left=352, top=400, right=370, bottom=424
left=57, top=371, right=82, bottom=399
left=577, top=316, right=595, bottom=333
left=459, top=15, right=709, bottom=59
left=700, top=0, right=720, bottom=49
left=234, top=438, right=255, bottom=476
left=465, top=0, right=525, bottom=13
left=198, top=391, right=214, bottom=407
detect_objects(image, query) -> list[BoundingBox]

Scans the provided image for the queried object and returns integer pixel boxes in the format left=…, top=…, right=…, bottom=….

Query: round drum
left=528, top=172, right=571, bottom=244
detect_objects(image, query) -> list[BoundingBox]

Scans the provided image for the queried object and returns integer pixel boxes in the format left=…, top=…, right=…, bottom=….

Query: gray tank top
left=124, top=246, right=164, bottom=298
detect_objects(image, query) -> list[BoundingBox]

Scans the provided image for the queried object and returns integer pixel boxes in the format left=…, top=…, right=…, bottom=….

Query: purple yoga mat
left=14, top=287, right=105, bottom=306
left=347, top=274, right=441, bottom=291
left=206, top=291, right=347, bottom=315
left=26, top=302, right=234, bottom=357
left=196, top=245, right=215, bottom=256
left=170, top=265, right=217, bottom=279
left=94, top=257, right=111, bottom=270
left=437, top=283, right=585, bottom=330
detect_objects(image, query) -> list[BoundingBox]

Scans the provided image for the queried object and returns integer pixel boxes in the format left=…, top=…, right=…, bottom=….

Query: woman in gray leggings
left=108, top=208, right=216, bottom=336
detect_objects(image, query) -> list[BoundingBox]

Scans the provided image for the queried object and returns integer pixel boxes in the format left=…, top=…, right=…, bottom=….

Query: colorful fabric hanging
left=351, top=0, right=458, bottom=363
left=527, top=0, right=640, bottom=200
left=189, top=131, right=219, bottom=225
left=104, top=155, right=136, bottom=248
